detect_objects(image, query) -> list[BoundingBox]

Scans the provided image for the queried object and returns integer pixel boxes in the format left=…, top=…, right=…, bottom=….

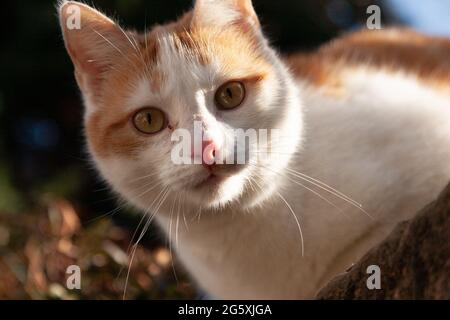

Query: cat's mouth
left=193, top=172, right=228, bottom=189
left=179, top=166, right=250, bottom=207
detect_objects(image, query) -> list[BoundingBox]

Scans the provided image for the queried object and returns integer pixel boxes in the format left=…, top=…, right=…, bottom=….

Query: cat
left=58, top=0, right=450, bottom=299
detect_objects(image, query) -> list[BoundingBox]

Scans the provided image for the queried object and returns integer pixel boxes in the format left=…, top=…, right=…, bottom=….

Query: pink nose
left=201, top=140, right=216, bottom=167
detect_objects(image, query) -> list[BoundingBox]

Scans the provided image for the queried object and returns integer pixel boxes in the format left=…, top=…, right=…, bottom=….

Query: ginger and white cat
left=58, top=0, right=450, bottom=299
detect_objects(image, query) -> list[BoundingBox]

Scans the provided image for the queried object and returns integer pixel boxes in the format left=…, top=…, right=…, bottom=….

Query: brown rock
left=316, top=182, right=450, bottom=299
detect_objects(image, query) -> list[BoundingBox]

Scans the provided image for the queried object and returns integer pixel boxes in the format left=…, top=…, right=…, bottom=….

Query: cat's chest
left=156, top=198, right=373, bottom=298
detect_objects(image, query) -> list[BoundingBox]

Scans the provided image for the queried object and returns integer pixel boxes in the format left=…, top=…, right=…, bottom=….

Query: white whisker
left=276, top=191, right=305, bottom=257
left=122, top=187, right=169, bottom=300
left=168, top=193, right=179, bottom=284
left=285, top=167, right=363, bottom=207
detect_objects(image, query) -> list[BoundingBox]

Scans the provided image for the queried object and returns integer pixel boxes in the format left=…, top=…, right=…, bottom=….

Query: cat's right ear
left=192, top=0, right=260, bottom=31
left=58, top=1, right=130, bottom=95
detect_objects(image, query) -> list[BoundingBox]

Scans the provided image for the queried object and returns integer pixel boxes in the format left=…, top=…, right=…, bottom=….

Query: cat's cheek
left=88, top=155, right=131, bottom=195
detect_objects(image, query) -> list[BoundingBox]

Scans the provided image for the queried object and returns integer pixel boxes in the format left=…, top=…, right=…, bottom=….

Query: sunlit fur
left=59, top=1, right=450, bottom=298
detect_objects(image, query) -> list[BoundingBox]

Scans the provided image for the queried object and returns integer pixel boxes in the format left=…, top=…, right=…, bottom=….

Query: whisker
left=276, top=191, right=305, bottom=257
left=118, top=25, right=139, bottom=54
left=168, top=193, right=179, bottom=284
left=285, top=167, right=363, bottom=208
left=175, top=194, right=181, bottom=248
left=249, top=162, right=349, bottom=219
left=284, top=173, right=349, bottom=218
left=197, top=206, right=203, bottom=222
left=125, top=185, right=166, bottom=255
left=285, top=173, right=372, bottom=219
left=142, top=12, right=153, bottom=81
left=249, top=174, right=305, bottom=257
left=135, top=188, right=169, bottom=245
left=182, top=193, right=189, bottom=231
left=91, top=28, right=138, bottom=69
left=284, top=169, right=373, bottom=219
left=130, top=179, right=163, bottom=202
left=122, top=187, right=170, bottom=300
left=126, top=171, right=160, bottom=184
left=250, top=161, right=373, bottom=220
left=85, top=204, right=123, bottom=224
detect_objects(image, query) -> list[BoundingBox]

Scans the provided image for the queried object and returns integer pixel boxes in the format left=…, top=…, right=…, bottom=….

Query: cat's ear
left=192, top=0, right=260, bottom=31
left=58, top=1, right=131, bottom=94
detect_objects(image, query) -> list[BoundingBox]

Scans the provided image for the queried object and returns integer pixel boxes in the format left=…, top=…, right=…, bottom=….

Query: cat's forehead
left=135, top=21, right=271, bottom=96
left=97, top=16, right=273, bottom=125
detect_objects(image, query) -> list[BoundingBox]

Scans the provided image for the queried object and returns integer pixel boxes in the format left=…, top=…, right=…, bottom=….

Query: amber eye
left=215, top=81, right=246, bottom=110
left=132, top=107, right=166, bottom=134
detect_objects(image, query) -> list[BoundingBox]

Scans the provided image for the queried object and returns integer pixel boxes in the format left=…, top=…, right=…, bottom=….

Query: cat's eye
left=132, top=107, right=166, bottom=134
left=215, top=81, right=246, bottom=110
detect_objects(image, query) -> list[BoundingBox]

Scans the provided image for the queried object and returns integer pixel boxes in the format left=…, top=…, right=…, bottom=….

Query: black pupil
left=146, top=112, right=152, bottom=124
left=226, top=87, right=233, bottom=99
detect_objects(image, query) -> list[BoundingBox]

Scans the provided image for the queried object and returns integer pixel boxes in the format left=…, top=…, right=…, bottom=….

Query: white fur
left=155, top=67, right=450, bottom=299
left=98, top=61, right=450, bottom=299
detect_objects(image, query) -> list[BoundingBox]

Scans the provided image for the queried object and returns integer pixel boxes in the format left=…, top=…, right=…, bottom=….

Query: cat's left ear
left=192, top=0, right=260, bottom=31
left=58, top=1, right=134, bottom=98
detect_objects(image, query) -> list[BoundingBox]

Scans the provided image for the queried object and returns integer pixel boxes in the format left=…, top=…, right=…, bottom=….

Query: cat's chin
left=167, top=162, right=289, bottom=210
left=181, top=172, right=248, bottom=209
left=192, top=172, right=228, bottom=190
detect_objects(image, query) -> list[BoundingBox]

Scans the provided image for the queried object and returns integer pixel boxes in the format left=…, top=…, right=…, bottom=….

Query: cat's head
left=58, top=0, right=303, bottom=212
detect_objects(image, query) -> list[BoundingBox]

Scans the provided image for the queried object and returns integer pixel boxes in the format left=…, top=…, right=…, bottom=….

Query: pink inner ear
left=67, top=43, right=97, bottom=75
left=60, top=2, right=126, bottom=77
left=67, top=39, right=109, bottom=97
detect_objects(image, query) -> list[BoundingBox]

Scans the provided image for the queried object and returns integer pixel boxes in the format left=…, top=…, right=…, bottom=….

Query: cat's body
left=58, top=1, right=450, bottom=299
left=159, top=31, right=450, bottom=298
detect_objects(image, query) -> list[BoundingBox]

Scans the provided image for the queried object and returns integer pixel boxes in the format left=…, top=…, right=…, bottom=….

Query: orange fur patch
left=286, top=28, right=450, bottom=94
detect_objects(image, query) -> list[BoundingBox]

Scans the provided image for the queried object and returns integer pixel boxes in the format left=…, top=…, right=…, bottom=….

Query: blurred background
left=0, top=0, right=449, bottom=299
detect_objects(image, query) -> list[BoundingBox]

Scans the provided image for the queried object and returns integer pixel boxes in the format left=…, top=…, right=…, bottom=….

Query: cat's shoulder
left=284, top=28, right=450, bottom=90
